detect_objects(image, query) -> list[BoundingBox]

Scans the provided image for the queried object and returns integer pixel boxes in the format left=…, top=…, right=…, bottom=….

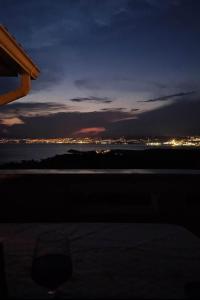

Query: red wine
left=31, top=254, right=72, bottom=290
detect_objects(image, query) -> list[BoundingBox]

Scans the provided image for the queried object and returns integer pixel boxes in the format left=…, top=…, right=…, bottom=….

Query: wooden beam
left=0, top=25, right=40, bottom=79
left=0, top=25, right=40, bottom=105
left=0, top=73, right=31, bottom=106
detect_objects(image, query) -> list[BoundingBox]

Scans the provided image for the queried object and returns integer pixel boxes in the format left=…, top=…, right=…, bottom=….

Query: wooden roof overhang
left=0, top=25, right=40, bottom=105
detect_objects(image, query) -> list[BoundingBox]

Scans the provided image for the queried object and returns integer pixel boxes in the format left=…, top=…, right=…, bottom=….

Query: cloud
left=0, top=107, right=134, bottom=138
left=0, top=117, right=25, bottom=127
left=101, top=107, right=126, bottom=112
left=131, top=108, right=140, bottom=112
left=100, top=107, right=140, bottom=114
left=2, top=0, right=198, bottom=102
left=138, top=91, right=196, bottom=103
left=73, top=77, right=177, bottom=95
left=105, top=96, right=200, bottom=137
left=74, top=127, right=106, bottom=136
left=0, top=102, right=71, bottom=120
left=2, top=96, right=200, bottom=138
left=69, top=96, right=113, bottom=103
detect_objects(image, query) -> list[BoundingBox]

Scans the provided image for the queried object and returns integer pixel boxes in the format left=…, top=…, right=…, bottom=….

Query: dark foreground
left=1, top=148, right=200, bottom=169
left=1, top=151, right=200, bottom=298
left=1, top=170, right=200, bottom=233
left=1, top=223, right=200, bottom=299
left=1, top=171, right=200, bottom=299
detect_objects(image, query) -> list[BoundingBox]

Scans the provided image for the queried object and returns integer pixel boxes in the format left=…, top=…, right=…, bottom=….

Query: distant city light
left=1, top=136, right=200, bottom=148
left=146, top=142, right=162, bottom=146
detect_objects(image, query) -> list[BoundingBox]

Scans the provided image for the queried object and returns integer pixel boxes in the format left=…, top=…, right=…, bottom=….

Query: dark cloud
left=138, top=91, right=196, bottom=103
left=105, top=96, right=200, bottom=137
left=0, top=102, right=70, bottom=119
left=101, top=108, right=110, bottom=111
left=3, top=0, right=192, bottom=53
left=1, top=0, right=200, bottom=97
left=1, top=0, right=200, bottom=138
left=1, top=96, right=200, bottom=137
left=131, top=108, right=140, bottom=112
left=69, top=96, right=113, bottom=103
left=100, top=107, right=126, bottom=112
left=0, top=108, right=134, bottom=138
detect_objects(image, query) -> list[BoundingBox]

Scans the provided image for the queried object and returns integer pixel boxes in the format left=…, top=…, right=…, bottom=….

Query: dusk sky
left=1, top=0, right=200, bottom=138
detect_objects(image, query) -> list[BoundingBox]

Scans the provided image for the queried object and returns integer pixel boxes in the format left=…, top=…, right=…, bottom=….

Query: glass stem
left=48, top=290, right=56, bottom=298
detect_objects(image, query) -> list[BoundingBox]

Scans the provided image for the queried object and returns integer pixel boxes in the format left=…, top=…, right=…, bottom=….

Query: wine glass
left=31, top=232, right=73, bottom=298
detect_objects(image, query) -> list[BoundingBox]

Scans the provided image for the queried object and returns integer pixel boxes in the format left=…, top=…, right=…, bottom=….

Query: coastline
left=1, top=148, right=200, bottom=169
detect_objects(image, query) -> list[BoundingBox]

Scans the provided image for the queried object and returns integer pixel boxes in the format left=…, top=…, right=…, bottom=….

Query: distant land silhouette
left=1, top=149, right=200, bottom=169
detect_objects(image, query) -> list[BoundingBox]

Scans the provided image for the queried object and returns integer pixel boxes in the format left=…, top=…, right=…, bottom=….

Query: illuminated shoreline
left=1, top=136, right=200, bottom=147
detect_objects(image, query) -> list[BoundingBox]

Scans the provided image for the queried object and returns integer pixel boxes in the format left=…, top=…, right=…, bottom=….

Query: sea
left=0, top=143, right=149, bottom=165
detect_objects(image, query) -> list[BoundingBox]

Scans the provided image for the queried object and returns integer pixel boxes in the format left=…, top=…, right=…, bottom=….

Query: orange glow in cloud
left=0, top=117, right=24, bottom=127
left=75, top=127, right=106, bottom=135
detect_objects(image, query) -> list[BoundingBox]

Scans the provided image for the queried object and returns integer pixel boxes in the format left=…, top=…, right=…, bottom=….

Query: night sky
left=1, top=0, right=200, bottom=138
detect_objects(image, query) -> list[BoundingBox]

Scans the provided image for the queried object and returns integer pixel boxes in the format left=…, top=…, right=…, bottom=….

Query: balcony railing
left=0, top=169, right=199, bottom=236
left=1, top=169, right=200, bottom=298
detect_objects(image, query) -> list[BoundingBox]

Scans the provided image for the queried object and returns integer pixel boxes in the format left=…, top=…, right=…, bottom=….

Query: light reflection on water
left=0, top=143, right=196, bottom=165
left=1, top=169, right=200, bottom=174
left=0, top=143, right=147, bottom=165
